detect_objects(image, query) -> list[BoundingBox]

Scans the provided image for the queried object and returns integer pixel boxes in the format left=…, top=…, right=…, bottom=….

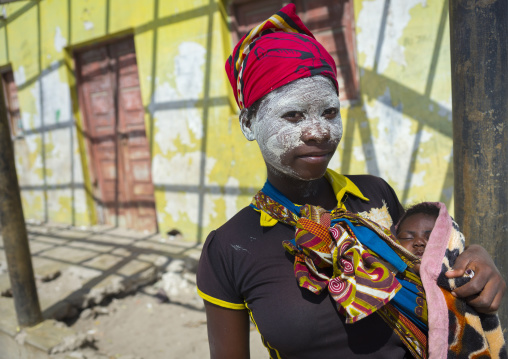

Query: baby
left=396, top=202, right=475, bottom=280
left=395, top=202, right=506, bottom=357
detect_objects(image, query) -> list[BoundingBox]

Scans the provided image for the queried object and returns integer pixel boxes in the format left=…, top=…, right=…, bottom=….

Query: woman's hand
left=445, top=244, right=506, bottom=313
left=204, top=301, right=251, bottom=359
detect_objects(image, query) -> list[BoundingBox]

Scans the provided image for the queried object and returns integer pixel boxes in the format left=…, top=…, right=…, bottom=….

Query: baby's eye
left=322, top=107, right=339, bottom=119
left=282, top=111, right=304, bottom=122
left=397, top=237, right=413, bottom=241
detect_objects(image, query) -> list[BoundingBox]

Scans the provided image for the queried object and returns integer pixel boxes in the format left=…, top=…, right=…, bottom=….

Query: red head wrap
left=225, top=3, right=338, bottom=110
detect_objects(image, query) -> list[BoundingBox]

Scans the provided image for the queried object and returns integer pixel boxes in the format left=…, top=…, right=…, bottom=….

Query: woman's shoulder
left=204, top=206, right=262, bottom=245
left=344, top=174, right=391, bottom=188
left=343, top=174, right=403, bottom=230
left=217, top=205, right=261, bottom=233
left=344, top=174, right=397, bottom=199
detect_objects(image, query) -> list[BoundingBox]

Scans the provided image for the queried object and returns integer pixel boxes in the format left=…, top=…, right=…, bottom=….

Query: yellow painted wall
left=1, top=0, right=454, bottom=242
left=349, top=0, right=454, bottom=212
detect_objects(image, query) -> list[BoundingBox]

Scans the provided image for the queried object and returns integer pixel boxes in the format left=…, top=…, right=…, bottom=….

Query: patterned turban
left=225, top=3, right=338, bottom=110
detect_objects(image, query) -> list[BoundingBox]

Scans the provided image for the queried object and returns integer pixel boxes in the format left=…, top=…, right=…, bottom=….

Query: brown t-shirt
left=197, top=175, right=412, bottom=358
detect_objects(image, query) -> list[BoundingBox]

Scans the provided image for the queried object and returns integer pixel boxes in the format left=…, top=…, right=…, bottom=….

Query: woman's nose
left=301, top=119, right=330, bottom=143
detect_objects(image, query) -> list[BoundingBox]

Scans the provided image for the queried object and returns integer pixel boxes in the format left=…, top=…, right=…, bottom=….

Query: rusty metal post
left=0, top=79, right=43, bottom=327
left=449, top=0, right=508, bottom=337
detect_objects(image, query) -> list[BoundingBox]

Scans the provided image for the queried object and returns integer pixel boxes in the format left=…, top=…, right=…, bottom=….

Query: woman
left=197, top=4, right=505, bottom=358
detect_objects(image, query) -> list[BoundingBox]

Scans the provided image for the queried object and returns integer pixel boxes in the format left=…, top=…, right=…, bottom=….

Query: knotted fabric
left=251, top=188, right=419, bottom=323
left=225, top=3, right=338, bottom=109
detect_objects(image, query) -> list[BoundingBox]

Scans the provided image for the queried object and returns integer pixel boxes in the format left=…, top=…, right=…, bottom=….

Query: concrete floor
left=0, top=222, right=203, bottom=358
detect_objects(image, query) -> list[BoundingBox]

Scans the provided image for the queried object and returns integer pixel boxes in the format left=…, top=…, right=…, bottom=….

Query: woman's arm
left=446, top=244, right=506, bottom=313
left=378, top=179, right=506, bottom=313
left=204, top=301, right=251, bottom=359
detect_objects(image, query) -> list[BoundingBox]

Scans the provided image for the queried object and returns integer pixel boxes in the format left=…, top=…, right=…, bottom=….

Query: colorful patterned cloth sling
left=251, top=180, right=429, bottom=359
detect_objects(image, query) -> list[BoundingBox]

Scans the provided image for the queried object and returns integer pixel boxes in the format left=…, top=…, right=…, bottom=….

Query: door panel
left=76, top=37, right=157, bottom=232
left=112, top=38, right=157, bottom=231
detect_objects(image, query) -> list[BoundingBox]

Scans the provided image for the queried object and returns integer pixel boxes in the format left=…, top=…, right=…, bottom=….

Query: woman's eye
left=322, top=108, right=338, bottom=119
left=282, top=111, right=303, bottom=122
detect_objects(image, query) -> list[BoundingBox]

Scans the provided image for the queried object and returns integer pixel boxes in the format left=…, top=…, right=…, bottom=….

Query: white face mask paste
left=246, top=76, right=342, bottom=180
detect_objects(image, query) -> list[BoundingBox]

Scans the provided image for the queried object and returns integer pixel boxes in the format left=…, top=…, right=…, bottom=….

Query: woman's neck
left=266, top=170, right=337, bottom=210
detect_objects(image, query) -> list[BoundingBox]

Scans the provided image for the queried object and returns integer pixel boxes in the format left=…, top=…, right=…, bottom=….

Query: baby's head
left=396, top=203, right=440, bottom=273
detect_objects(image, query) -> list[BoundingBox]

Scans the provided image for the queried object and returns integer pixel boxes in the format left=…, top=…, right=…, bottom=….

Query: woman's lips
left=297, top=151, right=333, bottom=163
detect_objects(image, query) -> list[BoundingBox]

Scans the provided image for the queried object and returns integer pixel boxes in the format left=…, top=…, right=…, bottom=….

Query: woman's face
left=243, top=76, right=342, bottom=181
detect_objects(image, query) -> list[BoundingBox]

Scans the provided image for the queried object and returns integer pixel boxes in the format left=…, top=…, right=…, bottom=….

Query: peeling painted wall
left=346, top=0, right=454, bottom=209
left=0, top=0, right=454, bottom=242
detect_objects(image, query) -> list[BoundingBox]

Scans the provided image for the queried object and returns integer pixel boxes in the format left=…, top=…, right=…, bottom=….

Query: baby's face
left=397, top=213, right=437, bottom=258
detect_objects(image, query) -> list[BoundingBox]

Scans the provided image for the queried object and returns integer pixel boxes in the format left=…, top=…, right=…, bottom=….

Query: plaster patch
left=443, top=150, right=452, bottom=162
left=353, top=145, right=366, bottom=162
left=152, top=151, right=216, bottom=186
left=30, top=80, right=42, bottom=128
left=54, top=27, right=67, bottom=53
left=20, top=191, right=44, bottom=215
left=162, top=191, right=219, bottom=228
left=364, top=87, right=418, bottom=189
left=152, top=82, right=202, bottom=154
left=13, top=141, right=32, bottom=186
left=163, top=192, right=199, bottom=225
left=24, top=135, right=39, bottom=153
left=45, top=129, right=72, bottom=184
left=437, top=100, right=452, bottom=121
left=152, top=41, right=206, bottom=154
left=411, top=171, right=426, bottom=187
left=420, top=129, right=433, bottom=143
left=21, top=136, right=44, bottom=184
left=73, top=188, right=88, bottom=216
left=21, top=112, right=32, bottom=132
left=174, top=42, right=206, bottom=99
left=41, top=65, right=72, bottom=126
left=47, top=190, right=65, bottom=214
left=154, top=151, right=218, bottom=227
left=357, top=0, right=426, bottom=73
left=14, top=66, right=26, bottom=86
left=72, top=129, right=85, bottom=183
left=83, top=21, right=94, bottom=30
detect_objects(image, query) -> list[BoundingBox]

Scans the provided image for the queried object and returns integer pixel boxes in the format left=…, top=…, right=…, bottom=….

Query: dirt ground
left=45, top=261, right=268, bottom=359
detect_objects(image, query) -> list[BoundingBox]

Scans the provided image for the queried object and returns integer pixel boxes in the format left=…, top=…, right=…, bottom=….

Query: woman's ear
left=239, top=108, right=256, bottom=141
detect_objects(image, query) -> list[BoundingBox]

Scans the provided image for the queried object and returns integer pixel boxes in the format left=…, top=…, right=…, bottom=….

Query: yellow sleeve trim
left=197, top=288, right=247, bottom=310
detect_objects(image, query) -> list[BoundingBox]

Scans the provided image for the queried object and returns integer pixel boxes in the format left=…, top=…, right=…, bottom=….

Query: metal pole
left=449, top=0, right=508, bottom=339
left=0, top=79, right=43, bottom=327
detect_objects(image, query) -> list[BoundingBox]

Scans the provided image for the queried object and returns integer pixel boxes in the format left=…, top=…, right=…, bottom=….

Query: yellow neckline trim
left=255, top=169, right=369, bottom=227
left=324, top=169, right=369, bottom=207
